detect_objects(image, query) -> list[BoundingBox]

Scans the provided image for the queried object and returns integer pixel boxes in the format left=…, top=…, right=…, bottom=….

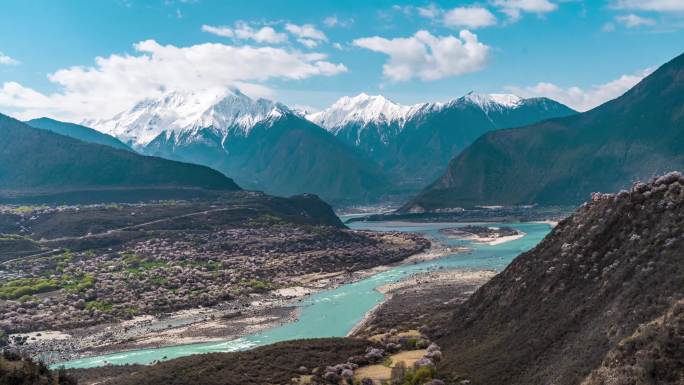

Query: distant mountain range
left=308, top=93, right=576, bottom=188
left=77, top=89, right=572, bottom=204
left=25, top=117, right=132, bottom=151
left=0, top=113, right=239, bottom=203
left=82, top=89, right=388, bottom=205
left=403, top=52, right=684, bottom=212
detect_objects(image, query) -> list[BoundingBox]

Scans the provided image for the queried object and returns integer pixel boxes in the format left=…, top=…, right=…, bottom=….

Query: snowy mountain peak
left=86, top=89, right=289, bottom=148
left=307, top=93, right=420, bottom=131
left=308, top=91, right=535, bottom=132
left=458, top=92, right=524, bottom=110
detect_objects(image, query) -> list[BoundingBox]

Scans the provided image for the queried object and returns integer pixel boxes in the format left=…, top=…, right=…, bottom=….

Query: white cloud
left=353, top=30, right=490, bottom=82
left=505, top=68, right=653, bottom=111
left=201, top=24, right=234, bottom=37
left=0, top=40, right=347, bottom=121
left=391, top=5, right=414, bottom=15
left=444, top=7, right=498, bottom=28
left=323, top=16, right=338, bottom=27
left=0, top=52, right=18, bottom=65
left=417, top=4, right=441, bottom=18
left=409, top=4, right=498, bottom=29
left=202, top=24, right=235, bottom=37
left=615, top=14, right=657, bottom=27
left=202, top=22, right=288, bottom=44
left=323, top=15, right=354, bottom=28
left=493, top=0, right=558, bottom=21
left=285, top=23, right=328, bottom=42
left=611, top=0, right=684, bottom=12
left=298, top=38, right=319, bottom=48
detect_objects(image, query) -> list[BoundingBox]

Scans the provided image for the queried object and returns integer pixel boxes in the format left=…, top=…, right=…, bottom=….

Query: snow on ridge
left=85, top=89, right=290, bottom=148
left=308, top=91, right=529, bottom=132
left=306, top=93, right=432, bottom=131
left=458, top=92, right=524, bottom=111
left=84, top=89, right=532, bottom=149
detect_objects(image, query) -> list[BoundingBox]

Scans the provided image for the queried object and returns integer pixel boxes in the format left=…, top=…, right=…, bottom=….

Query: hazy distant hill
left=404, top=52, right=684, bottom=211
left=0, top=113, right=240, bottom=203
left=26, top=117, right=132, bottom=151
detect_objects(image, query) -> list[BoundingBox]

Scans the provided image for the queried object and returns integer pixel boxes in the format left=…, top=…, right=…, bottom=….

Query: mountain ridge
left=82, top=88, right=575, bottom=204
left=0, top=113, right=240, bottom=203
left=26, top=117, right=133, bottom=151
left=403, top=52, right=684, bottom=211
left=310, top=92, right=576, bottom=189
left=86, top=92, right=390, bottom=204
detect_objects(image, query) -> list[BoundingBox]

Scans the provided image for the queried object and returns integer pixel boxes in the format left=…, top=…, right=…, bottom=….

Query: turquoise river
left=54, top=220, right=551, bottom=369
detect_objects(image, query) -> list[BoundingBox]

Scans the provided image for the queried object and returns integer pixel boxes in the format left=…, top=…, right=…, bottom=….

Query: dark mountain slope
left=582, top=298, right=683, bottom=385
left=405, top=52, right=684, bottom=211
left=435, top=172, right=684, bottom=385
left=385, top=97, right=576, bottom=188
left=26, top=117, right=132, bottom=151
left=0, top=351, right=77, bottom=385
left=71, top=338, right=372, bottom=385
left=0, top=113, right=240, bottom=202
left=146, top=113, right=391, bottom=205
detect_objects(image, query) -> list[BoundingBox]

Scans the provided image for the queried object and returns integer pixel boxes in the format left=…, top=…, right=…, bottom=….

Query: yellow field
left=354, top=349, right=427, bottom=384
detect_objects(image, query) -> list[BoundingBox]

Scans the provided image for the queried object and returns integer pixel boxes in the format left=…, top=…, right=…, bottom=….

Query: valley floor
left=0, top=197, right=435, bottom=365
left=9, top=240, right=461, bottom=365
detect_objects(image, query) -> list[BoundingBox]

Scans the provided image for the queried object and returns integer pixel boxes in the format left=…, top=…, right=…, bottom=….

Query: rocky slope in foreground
left=435, top=172, right=684, bottom=385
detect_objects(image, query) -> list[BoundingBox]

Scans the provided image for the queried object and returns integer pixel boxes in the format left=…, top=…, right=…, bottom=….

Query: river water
left=55, top=220, right=551, bottom=369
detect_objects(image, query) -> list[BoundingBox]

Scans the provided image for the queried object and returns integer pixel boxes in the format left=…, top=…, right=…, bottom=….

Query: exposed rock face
left=436, top=172, right=684, bottom=385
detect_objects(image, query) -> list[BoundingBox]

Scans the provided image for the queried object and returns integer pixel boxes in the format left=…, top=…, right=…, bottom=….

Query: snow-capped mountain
left=306, top=94, right=440, bottom=152
left=307, top=93, right=424, bottom=133
left=309, top=92, right=563, bottom=133
left=306, top=92, right=539, bottom=132
left=86, top=89, right=288, bottom=149
left=85, top=89, right=390, bottom=204
left=308, top=92, right=577, bottom=188
left=458, top=92, right=523, bottom=111
left=81, top=88, right=576, bottom=203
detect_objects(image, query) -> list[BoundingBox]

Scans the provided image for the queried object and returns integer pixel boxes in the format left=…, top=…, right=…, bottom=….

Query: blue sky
left=0, top=0, right=683, bottom=121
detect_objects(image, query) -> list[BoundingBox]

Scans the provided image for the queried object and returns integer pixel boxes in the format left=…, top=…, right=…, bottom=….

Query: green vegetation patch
left=123, top=253, right=166, bottom=275
left=0, top=277, right=60, bottom=300
left=247, top=213, right=285, bottom=227
left=151, top=276, right=169, bottom=286
left=85, top=300, right=113, bottom=313
left=60, top=273, right=95, bottom=293
left=0, top=234, right=36, bottom=242
left=9, top=205, right=46, bottom=215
